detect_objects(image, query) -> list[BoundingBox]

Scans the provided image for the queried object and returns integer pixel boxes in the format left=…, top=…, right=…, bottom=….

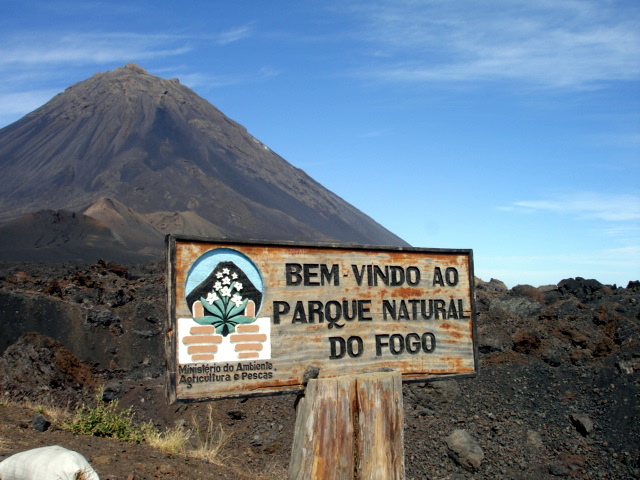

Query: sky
left=1, top=0, right=639, bottom=288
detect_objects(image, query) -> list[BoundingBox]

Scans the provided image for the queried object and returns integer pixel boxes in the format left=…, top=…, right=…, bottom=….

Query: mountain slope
left=0, top=63, right=407, bottom=257
left=0, top=210, right=153, bottom=263
left=82, top=197, right=165, bottom=251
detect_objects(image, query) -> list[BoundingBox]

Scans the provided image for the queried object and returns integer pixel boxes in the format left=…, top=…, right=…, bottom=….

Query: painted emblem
left=177, top=248, right=271, bottom=364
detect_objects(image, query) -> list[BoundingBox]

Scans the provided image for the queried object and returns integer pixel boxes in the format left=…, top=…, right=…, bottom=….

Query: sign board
left=166, top=236, right=477, bottom=402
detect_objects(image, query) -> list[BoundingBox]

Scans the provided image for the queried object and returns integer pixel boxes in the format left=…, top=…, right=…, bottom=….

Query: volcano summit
left=0, top=63, right=406, bottom=261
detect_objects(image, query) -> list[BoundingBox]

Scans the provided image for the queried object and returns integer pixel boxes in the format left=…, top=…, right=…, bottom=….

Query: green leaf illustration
left=200, top=297, right=224, bottom=318
left=193, top=316, right=218, bottom=326
left=232, top=315, right=255, bottom=325
left=227, top=299, right=249, bottom=319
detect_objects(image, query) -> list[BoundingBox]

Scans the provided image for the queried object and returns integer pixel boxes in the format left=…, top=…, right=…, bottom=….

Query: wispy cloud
left=602, top=225, right=640, bottom=241
left=507, top=192, right=640, bottom=221
left=0, top=24, right=253, bottom=69
left=348, top=0, right=640, bottom=89
left=0, top=33, right=192, bottom=67
left=359, top=130, right=386, bottom=138
left=215, top=25, right=253, bottom=46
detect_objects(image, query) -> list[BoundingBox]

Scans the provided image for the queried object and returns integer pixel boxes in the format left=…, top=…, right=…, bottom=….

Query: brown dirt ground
left=0, top=388, right=295, bottom=480
left=1, top=264, right=639, bottom=479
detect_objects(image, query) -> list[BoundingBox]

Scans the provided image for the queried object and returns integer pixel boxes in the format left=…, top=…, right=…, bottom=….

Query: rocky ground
left=0, top=261, right=638, bottom=479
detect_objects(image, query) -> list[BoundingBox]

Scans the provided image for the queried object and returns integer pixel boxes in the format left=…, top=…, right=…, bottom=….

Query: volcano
left=0, top=63, right=406, bottom=261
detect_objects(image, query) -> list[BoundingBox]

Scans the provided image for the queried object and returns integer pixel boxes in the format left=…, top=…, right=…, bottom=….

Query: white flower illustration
left=193, top=266, right=256, bottom=337
left=231, top=293, right=243, bottom=307
left=206, top=291, right=218, bottom=304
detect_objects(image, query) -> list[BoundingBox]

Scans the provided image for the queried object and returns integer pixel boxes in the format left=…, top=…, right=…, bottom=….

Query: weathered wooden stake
left=289, top=371, right=404, bottom=480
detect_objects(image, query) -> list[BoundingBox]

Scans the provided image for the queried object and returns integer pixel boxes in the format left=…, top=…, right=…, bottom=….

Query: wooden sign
left=166, top=236, right=477, bottom=402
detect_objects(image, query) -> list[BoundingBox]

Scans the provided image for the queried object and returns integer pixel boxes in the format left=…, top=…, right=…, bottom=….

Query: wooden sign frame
left=166, top=236, right=478, bottom=402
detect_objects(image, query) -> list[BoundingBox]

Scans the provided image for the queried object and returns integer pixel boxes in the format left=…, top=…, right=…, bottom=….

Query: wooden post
left=356, top=372, right=404, bottom=479
left=289, top=371, right=405, bottom=480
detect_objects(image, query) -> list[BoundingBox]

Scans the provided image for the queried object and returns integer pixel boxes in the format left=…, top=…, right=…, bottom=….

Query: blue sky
left=1, top=0, right=639, bottom=288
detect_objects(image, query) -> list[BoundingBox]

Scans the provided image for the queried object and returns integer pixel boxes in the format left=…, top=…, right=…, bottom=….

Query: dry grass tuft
left=27, top=399, right=73, bottom=425
left=144, top=423, right=192, bottom=454
left=188, top=404, right=230, bottom=464
left=140, top=405, right=229, bottom=463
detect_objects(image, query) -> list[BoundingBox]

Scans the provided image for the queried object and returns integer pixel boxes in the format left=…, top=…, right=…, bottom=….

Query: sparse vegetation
left=63, top=390, right=144, bottom=443
left=2, top=393, right=229, bottom=466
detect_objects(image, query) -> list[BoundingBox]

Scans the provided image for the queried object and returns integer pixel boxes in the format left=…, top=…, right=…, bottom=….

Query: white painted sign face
left=166, top=237, right=478, bottom=402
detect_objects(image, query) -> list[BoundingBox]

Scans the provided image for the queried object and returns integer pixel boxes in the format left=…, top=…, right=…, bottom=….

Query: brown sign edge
left=165, top=234, right=479, bottom=403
